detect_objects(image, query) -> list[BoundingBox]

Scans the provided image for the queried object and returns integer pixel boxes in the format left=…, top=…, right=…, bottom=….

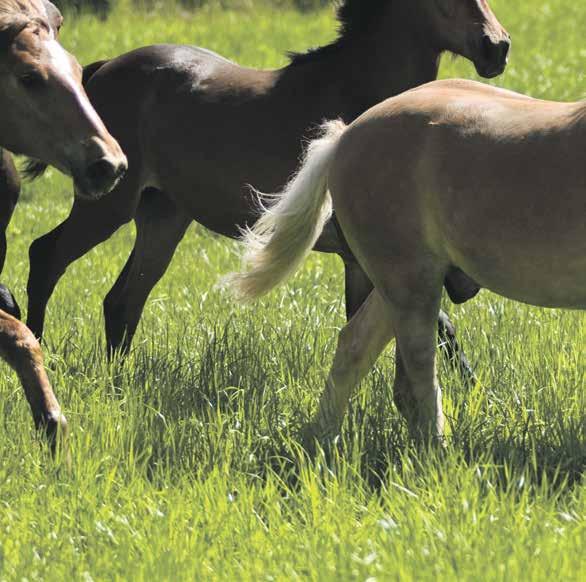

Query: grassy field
left=1, top=0, right=585, bottom=579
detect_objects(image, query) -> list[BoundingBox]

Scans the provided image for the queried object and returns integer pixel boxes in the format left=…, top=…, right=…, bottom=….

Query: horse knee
left=1, top=319, right=44, bottom=366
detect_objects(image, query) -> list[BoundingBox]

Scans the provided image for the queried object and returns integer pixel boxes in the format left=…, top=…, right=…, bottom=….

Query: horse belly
left=440, top=213, right=586, bottom=309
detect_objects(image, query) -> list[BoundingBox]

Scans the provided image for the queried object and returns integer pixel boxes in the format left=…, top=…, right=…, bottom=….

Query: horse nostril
left=85, top=158, right=126, bottom=195
left=87, top=159, right=116, bottom=185
left=498, top=40, right=510, bottom=63
left=482, top=35, right=510, bottom=64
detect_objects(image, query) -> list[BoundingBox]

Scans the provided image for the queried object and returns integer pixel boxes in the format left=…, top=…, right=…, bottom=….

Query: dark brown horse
left=25, top=0, right=509, bottom=373
left=0, top=0, right=127, bottom=446
left=230, top=79, right=585, bottom=445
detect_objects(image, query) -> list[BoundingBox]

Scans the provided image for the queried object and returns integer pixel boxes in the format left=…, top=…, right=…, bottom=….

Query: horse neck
left=277, top=14, right=441, bottom=123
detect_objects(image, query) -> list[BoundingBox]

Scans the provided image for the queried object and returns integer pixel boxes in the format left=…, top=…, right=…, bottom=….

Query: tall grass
left=0, top=0, right=584, bottom=579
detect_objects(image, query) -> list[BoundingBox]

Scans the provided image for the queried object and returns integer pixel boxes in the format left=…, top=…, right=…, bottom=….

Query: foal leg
left=103, top=189, right=190, bottom=356
left=0, top=149, right=20, bottom=274
left=344, top=258, right=374, bottom=319
left=437, top=311, right=476, bottom=383
left=344, top=258, right=475, bottom=385
left=309, top=289, right=395, bottom=441
left=27, top=182, right=140, bottom=339
left=0, top=309, right=66, bottom=449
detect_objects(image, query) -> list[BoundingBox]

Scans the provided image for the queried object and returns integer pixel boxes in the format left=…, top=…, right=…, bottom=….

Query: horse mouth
left=474, top=61, right=507, bottom=79
left=73, top=159, right=127, bottom=200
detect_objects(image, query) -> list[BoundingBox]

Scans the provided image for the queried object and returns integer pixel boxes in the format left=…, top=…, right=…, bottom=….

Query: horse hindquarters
left=330, top=127, right=449, bottom=441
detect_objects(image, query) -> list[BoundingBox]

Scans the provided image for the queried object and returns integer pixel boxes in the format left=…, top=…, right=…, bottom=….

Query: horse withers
left=0, top=0, right=128, bottom=449
left=24, top=0, right=509, bottom=377
left=230, top=79, right=585, bottom=446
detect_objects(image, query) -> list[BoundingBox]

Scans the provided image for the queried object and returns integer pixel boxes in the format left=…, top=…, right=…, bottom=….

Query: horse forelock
left=0, top=0, right=53, bottom=42
left=0, top=0, right=45, bottom=17
left=288, top=0, right=390, bottom=66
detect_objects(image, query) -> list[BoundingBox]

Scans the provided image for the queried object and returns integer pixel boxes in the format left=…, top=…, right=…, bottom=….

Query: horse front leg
left=104, top=188, right=190, bottom=358
left=0, top=149, right=20, bottom=275
left=0, top=309, right=66, bottom=452
left=27, top=178, right=139, bottom=340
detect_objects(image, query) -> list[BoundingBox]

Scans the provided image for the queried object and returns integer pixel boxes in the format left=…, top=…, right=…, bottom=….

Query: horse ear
left=42, top=0, right=63, bottom=36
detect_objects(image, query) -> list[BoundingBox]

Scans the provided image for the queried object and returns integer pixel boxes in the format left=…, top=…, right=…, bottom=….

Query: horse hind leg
left=26, top=176, right=141, bottom=339
left=0, top=309, right=66, bottom=451
left=386, top=274, right=446, bottom=442
left=307, top=289, right=395, bottom=443
left=103, top=188, right=190, bottom=357
left=344, top=257, right=476, bottom=385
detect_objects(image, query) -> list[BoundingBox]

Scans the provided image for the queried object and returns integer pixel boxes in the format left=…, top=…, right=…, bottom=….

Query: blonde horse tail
left=228, top=120, right=347, bottom=301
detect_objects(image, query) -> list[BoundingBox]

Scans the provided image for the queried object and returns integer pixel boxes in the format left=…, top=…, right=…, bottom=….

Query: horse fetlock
left=396, top=384, right=444, bottom=441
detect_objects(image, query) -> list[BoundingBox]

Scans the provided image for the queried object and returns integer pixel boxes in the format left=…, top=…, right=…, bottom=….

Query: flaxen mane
left=289, top=0, right=390, bottom=65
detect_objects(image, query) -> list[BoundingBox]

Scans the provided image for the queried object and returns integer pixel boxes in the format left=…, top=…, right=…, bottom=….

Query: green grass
left=1, top=0, right=585, bottom=579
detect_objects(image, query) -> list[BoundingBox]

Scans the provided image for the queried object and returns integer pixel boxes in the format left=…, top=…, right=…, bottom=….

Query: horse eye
left=19, top=73, right=45, bottom=90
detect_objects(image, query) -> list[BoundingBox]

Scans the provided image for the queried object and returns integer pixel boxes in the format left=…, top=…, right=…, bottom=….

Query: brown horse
left=25, top=0, right=509, bottom=376
left=230, top=79, right=585, bottom=445
left=0, top=0, right=127, bottom=446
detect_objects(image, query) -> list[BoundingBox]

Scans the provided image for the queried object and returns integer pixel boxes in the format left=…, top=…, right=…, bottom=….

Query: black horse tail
left=22, top=59, right=111, bottom=181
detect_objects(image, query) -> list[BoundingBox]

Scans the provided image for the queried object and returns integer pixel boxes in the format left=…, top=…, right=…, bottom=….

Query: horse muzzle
left=474, top=35, right=511, bottom=79
left=74, top=154, right=128, bottom=200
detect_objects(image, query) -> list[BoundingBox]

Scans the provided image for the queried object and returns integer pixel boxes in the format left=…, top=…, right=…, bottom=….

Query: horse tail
left=228, top=119, right=347, bottom=301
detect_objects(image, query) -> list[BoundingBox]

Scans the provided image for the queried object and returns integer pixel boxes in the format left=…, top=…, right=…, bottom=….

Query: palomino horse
left=230, top=79, right=585, bottom=445
left=0, top=0, right=127, bottom=446
left=24, top=0, right=509, bottom=375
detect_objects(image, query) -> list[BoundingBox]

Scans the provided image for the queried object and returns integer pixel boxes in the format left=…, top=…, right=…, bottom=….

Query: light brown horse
left=230, top=79, right=585, bottom=445
left=0, top=0, right=127, bottom=447
left=24, top=0, right=509, bottom=378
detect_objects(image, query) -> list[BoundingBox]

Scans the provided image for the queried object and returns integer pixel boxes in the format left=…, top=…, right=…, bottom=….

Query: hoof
left=301, top=422, right=341, bottom=458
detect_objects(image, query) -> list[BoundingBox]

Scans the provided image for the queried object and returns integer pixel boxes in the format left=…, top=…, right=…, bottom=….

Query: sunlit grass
left=0, top=0, right=584, bottom=579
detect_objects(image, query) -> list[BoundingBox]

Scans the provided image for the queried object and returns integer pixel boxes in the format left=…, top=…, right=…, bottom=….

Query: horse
left=0, top=0, right=127, bottom=447
left=229, top=79, right=585, bottom=446
left=24, top=0, right=509, bottom=378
